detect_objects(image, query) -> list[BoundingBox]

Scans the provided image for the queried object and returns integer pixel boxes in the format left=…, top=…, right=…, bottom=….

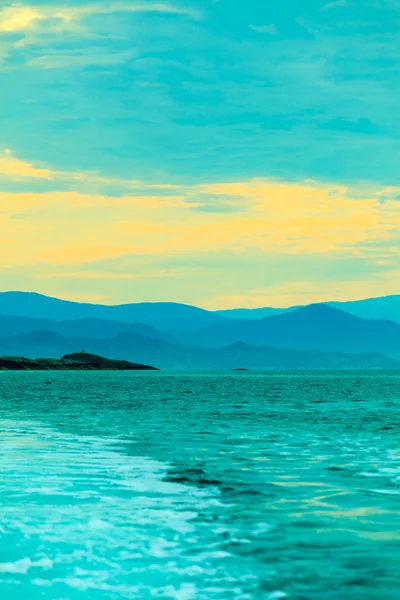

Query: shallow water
left=0, top=371, right=399, bottom=599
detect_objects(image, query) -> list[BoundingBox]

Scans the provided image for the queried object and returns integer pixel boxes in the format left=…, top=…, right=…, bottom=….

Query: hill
left=0, top=313, right=175, bottom=343
left=0, top=329, right=398, bottom=370
left=1, top=293, right=400, bottom=361
left=0, top=292, right=224, bottom=332
left=215, top=307, right=294, bottom=319
left=189, top=304, right=400, bottom=359
left=329, top=295, right=400, bottom=324
left=215, top=295, right=400, bottom=325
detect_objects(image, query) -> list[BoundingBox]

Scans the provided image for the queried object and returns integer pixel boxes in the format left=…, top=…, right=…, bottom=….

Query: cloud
left=0, top=3, right=199, bottom=33
left=1, top=151, right=399, bottom=255
left=0, top=149, right=53, bottom=179
left=211, top=274, right=400, bottom=310
left=38, top=267, right=192, bottom=280
left=320, top=0, right=347, bottom=10
left=1, top=176, right=399, bottom=262
left=0, top=149, right=141, bottom=189
left=0, top=6, right=42, bottom=32
left=249, top=24, right=277, bottom=35
left=1, top=0, right=398, bottom=187
left=319, top=118, right=382, bottom=135
left=26, top=50, right=134, bottom=70
left=0, top=173, right=399, bottom=306
left=1, top=2, right=399, bottom=307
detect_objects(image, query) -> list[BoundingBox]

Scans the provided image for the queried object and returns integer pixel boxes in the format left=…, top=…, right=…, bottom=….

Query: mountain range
left=0, top=313, right=175, bottom=343
left=190, top=304, right=400, bottom=358
left=0, top=291, right=399, bottom=369
left=0, top=292, right=223, bottom=332
left=0, top=330, right=397, bottom=371
left=1, top=291, right=400, bottom=326
left=217, top=295, right=400, bottom=324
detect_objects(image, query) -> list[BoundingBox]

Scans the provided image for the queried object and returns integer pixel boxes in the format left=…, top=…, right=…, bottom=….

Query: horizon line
left=0, top=289, right=399, bottom=312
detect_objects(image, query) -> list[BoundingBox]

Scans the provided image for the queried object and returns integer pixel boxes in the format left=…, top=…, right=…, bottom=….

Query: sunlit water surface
left=0, top=371, right=399, bottom=599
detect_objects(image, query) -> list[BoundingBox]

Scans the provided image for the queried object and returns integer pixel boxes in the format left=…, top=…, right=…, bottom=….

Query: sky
left=0, top=0, right=399, bottom=308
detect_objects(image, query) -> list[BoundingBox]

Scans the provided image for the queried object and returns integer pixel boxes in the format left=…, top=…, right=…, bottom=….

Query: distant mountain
left=2, top=292, right=400, bottom=360
left=215, top=295, right=400, bottom=325
left=4, top=291, right=400, bottom=332
left=0, top=330, right=76, bottom=360
left=188, top=304, right=400, bottom=359
left=0, top=314, right=56, bottom=337
left=53, top=318, right=176, bottom=342
left=328, top=295, right=400, bottom=324
left=0, top=292, right=224, bottom=332
left=0, top=313, right=175, bottom=343
left=216, top=307, right=295, bottom=319
left=0, top=328, right=398, bottom=370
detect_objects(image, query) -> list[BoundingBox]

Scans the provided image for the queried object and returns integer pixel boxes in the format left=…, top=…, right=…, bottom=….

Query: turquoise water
left=0, top=371, right=399, bottom=599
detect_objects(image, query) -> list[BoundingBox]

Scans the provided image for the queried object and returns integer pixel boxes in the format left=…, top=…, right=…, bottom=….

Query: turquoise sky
left=0, top=1, right=399, bottom=307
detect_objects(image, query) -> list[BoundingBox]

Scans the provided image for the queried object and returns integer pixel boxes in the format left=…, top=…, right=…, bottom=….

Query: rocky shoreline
left=0, top=352, right=158, bottom=371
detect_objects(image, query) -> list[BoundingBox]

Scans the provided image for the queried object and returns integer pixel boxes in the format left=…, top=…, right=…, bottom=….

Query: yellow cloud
left=0, top=7, right=43, bottom=32
left=38, top=267, right=191, bottom=280
left=1, top=178, right=399, bottom=267
left=0, top=149, right=53, bottom=180
left=1, top=168, right=400, bottom=306
left=0, top=3, right=197, bottom=32
left=0, top=150, right=141, bottom=187
left=115, top=179, right=400, bottom=256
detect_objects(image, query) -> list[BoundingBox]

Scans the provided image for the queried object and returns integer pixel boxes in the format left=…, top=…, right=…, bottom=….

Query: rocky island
left=0, top=352, right=158, bottom=371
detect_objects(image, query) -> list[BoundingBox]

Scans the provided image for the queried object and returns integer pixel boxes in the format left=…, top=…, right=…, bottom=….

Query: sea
left=0, top=371, right=399, bottom=600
